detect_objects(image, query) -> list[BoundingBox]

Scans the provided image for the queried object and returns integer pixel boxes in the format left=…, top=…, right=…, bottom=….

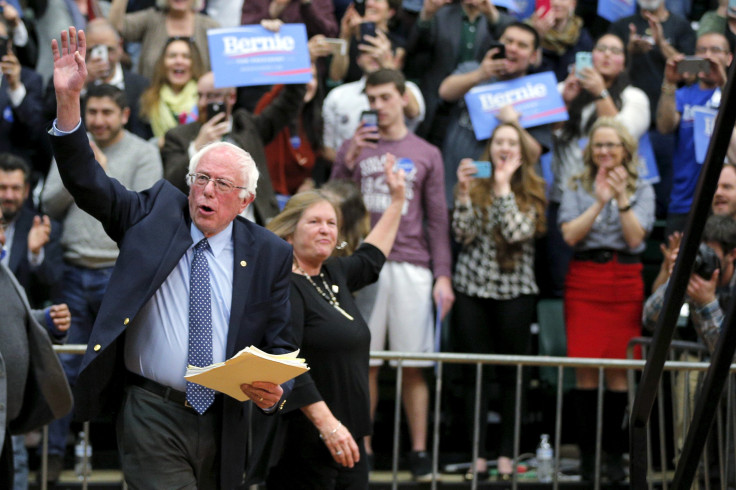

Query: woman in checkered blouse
left=450, top=121, right=547, bottom=480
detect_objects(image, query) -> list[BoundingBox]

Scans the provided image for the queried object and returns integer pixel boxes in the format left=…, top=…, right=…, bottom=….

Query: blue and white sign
left=494, top=0, right=523, bottom=15
left=464, top=71, right=568, bottom=141
left=207, top=24, right=312, bottom=88
left=693, top=106, right=718, bottom=165
left=597, top=0, right=636, bottom=22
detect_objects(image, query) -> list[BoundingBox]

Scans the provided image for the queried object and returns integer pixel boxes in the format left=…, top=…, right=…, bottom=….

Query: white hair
left=188, top=141, right=258, bottom=200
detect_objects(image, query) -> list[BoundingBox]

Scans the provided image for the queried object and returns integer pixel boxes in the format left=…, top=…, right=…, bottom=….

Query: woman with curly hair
left=451, top=121, right=546, bottom=481
left=559, top=117, right=655, bottom=482
left=140, top=37, right=205, bottom=146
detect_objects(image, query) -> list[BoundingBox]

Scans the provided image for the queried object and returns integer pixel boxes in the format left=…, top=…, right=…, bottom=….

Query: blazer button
left=124, top=318, right=130, bottom=325
left=93, top=344, right=101, bottom=352
left=240, top=260, right=247, bottom=267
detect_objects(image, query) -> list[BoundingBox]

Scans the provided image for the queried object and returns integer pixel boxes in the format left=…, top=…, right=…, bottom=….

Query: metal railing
left=42, top=343, right=735, bottom=489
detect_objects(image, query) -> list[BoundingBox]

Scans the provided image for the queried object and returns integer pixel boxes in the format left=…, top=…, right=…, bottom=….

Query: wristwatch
left=596, top=88, right=610, bottom=100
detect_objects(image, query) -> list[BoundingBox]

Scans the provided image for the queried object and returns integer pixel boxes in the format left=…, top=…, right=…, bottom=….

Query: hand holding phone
left=677, top=56, right=711, bottom=75
left=206, top=102, right=226, bottom=121
left=359, top=22, right=376, bottom=45
left=471, top=161, right=492, bottom=178
left=488, top=42, right=506, bottom=60
left=575, top=51, right=593, bottom=77
left=360, top=110, right=379, bottom=143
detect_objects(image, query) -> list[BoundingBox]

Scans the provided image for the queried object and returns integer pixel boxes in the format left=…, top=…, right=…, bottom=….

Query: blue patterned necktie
left=186, top=238, right=215, bottom=414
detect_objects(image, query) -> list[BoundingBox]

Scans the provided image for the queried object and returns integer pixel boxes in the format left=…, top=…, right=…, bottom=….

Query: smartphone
left=206, top=102, right=226, bottom=121
left=360, top=110, right=379, bottom=143
left=729, top=0, right=736, bottom=17
left=489, top=41, right=506, bottom=60
left=677, top=56, right=711, bottom=75
left=471, top=161, right=492, bottom=178
left=0, top=38, right=7, bottom=59
left=359, top=22, right=376, bottom=45
left=322, top=37, right=347, bottom=56
left=354, top=0, right=366, bottom=16
left=575, top=51, right=593, bottom=76
left=90, top=44, right=108, bottom=64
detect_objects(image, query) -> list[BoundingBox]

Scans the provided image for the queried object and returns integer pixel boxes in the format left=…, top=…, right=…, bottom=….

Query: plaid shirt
left=452, top=193, right=539, bottom=300
left=643, top=279, right=731, bottom=354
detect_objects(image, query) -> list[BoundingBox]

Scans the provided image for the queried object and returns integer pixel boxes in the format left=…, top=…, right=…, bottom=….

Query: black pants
left=266, top=414, right=368, bottom=490
left=451, top=291, right=536, bottom=458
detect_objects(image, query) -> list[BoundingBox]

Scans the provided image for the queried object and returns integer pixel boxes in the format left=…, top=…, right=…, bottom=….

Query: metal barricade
left=44, top=344, right=734, bottom=489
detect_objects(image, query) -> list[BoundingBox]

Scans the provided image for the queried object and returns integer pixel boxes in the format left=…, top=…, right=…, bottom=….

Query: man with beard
left=39, top=83, right=162, bottom=484
left=713, top=163, right=736, bottom=219
left=0, top=154, right=63, bottom=308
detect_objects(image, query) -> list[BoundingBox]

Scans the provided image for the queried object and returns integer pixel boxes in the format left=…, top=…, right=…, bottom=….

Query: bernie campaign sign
left=464, top=71, right=568, bottom=141
left=597, top=0, right=636, bottom=22
left=207, top=24, right=311, bottom=88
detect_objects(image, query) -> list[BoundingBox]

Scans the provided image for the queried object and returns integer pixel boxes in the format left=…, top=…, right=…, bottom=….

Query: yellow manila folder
left=184, top=345, right=309, bottom=402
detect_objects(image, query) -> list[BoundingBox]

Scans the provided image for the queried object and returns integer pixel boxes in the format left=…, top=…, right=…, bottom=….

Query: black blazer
left=0, top=66, right=45, bottom=170
left=8, top=206, right=64, bottom=307
left=49, top=124, right=296, bottom=490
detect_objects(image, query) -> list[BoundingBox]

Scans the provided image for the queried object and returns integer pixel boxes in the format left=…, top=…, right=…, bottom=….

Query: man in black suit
left=49, top=28, right=296, bottom=490
left=0, top=153, right=63, bottom=308
left=43, top=18, right=151, bottom=140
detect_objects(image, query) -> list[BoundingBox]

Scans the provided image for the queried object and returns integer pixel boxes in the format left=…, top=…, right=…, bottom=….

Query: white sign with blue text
left=207, top=24, right=311, bottom=88
left=464, top=71, right=568, bottom=141
left=693, top=106, right=718, bottom=164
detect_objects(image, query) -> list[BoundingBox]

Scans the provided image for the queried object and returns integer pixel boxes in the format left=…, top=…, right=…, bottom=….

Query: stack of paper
left=185, top=345, right=309, bottom=401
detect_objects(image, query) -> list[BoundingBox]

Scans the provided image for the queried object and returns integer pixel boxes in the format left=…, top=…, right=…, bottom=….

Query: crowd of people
left=2, top=0, right=736, bottom=487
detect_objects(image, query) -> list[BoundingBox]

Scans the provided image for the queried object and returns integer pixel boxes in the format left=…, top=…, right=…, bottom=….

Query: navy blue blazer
left=49, top=124, right=296, bottom=490
left=0, top=66, right=45, bottom=170
left=8, top=206, right=63, bottom=307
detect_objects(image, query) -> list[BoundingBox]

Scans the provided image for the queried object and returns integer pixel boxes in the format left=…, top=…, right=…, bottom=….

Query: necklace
left=296, top=265, right=354, bottom=321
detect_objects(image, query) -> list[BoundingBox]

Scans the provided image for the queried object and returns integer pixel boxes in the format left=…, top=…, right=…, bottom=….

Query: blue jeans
left=45, top=264, right=113, bottom=457
left=12, top=435, right=27, bottom=490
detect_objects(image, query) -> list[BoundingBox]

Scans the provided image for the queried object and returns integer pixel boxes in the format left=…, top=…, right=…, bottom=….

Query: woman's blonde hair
left=267, top=191, right=343, bottom=251
left=156, top=0, right=205, bottom=12
left=139, top=38, right=205, bottom=121
left=458, top=121, right=547, bottom=270
left=575, top=117, right=639, bottom=196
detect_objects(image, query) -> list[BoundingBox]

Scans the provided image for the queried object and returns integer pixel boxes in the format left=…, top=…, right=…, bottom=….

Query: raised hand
left=27, top=215, right=51, bottom=254
left=383, top=153, right=406, bottom=204
left=493, top=154, right=522, bottom=196
left=52, top=27, right=88, bottom=97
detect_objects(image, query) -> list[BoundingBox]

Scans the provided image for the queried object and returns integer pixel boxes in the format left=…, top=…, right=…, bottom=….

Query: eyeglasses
left=592, top=142, right=623, bottom=151
left=594, top=45, right=624, bottom=55
left=695, top=46, right=728, bottom=55
left=187, top=173, right=247, bottom=194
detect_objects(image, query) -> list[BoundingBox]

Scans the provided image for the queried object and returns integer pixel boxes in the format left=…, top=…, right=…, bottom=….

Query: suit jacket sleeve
left=254, top=84, right=306, bottom=145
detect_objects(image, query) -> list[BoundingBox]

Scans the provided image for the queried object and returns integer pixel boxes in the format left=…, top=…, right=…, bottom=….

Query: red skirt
left=564, top=258, right=643, bottom=359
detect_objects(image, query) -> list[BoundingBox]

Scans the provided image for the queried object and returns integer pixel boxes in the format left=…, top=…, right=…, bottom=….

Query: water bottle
left=74, top=432, right=92, bottom=479
left=537, top=433, right=553, bottom=483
